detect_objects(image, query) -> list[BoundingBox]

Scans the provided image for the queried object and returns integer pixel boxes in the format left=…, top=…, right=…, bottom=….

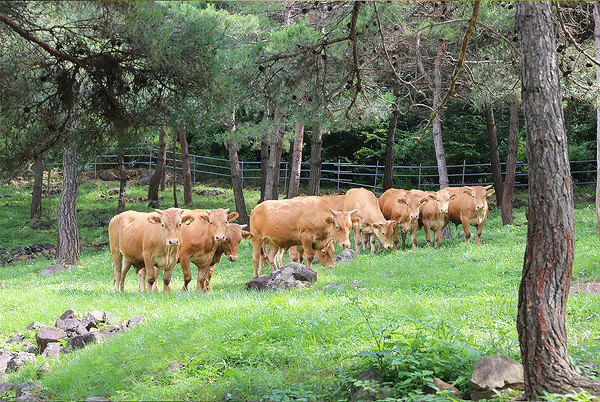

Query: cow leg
left=205, top=265, right=215, bottom=293
left=300, top=236, right=315, bottom=268
left=118, top=259, right=132, bottom=292
left=180, top=255, right=192, bottom=291
left=369, top=233, right=377, bottom=254
left=196, top=264, right=209, bottom=292
left=142, top=253, right=157, bottom=291
left=162, top=264, right=175, bottom=292
left=401, top=230, right=408, bottom=250
left=112, top=251, right=124, bottom=292
left=410, top=222, right=418, bottom=250
left=251, top=236, right=264, bottom=279
left=475, top=222, right=486, bottom=246
left=392, top=228, right=400, bottom=251
left=461, top=216, right=472, bottom=242
left=276, top=247, right=285, bottom=270
left=353, top=227, right=361, bottom=254
left=136, top=267, right=146, bottom=292
left=423, top=222, right=432, bottom=246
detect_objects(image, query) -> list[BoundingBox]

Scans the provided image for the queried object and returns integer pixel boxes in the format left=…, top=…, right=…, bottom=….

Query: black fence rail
left=86, top=148, right=597, bottom=192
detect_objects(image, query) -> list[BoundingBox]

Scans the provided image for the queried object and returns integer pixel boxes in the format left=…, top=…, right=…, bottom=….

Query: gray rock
left=41, top=342, right=63, bottom=358
left=323, top=283, right=344, bottom=292
left=25, top=322, right=43, bottom=331
left=348, top=280, right=365, bottom=287
left=136, top=172, right=153, bottom=186
left=246, top=263, right=317, bottom=292
left=15, top=382, right=43, bottom=397
left=8, top=334, right=24, bottom=343
left=469, top=355, right=524, bottom=401
left=7, top=352, right=36, bottom=372
left=56, top=317, right=81, bottom=332
left=39, top=264, right=66, bottom=276
left=87, top=310, right=105, bottom=322
left=36, top=363, right=51, bottom=379
left=335, top=248, right=357, bottom=263
left=166, top=362, right=184, bottom=373
left=30, top=220, right=52, bottom=230
left=59, top=308, right=79, bottom=321
left=75, top=324, right=89, bottom=335
left=100, top=171, right=119, bottom=181
left=82, top=313, right=100, bottom=330
left=382, top=270, right=395, bottom=277
left=104, top=325, right=119, bottom=332
left=36, top=327, right=67, bottom=353
left=351, top=370, right=392, bottom=402
left=127, top=315, right=148, bottom=328
left=106, top=187, right=120, bottom=196
left=0, top=350, right=16, bottom=373
left=0, top=382, right=13, bottom=396
left=457, top=231, right=465, bottom=239
left=103, top=312, right=117, bottom=325
left=67, top=331, right=116, bottom=350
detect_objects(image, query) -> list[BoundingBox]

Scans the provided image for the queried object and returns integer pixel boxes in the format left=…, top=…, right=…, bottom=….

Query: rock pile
left=246, top=263, right=317, bottom=291
left=0, top=308, right=148, bottom=399
left=0, top=244, right=55, bottom=265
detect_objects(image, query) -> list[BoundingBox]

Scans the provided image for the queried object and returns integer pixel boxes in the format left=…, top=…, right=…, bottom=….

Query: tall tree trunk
left=287, top=120, right=304, bottom=198
left=432, top=37, right=449, bottom=189
left=516, top=3, right=600, bottom=398
left=179, top=126, right=193, bottom=206
left=30, top=153, right=44, bottom=220
left=486, top=105, right=504, bottom=207
left=594, top=2, right=600, bottom=240
left=307, top=122, right=323, bottom=196
left=148, top=127, right=168, bottom=208
left=264, top=109, right=284, bottom=200
left=47, top=167, right=52, bottom=211
left=228, top=141, right=249, bottom=225
left=172, top=129, right=178, bottom=208
left=259, top=132, right=269, bottom=203
left=501, top=100, right=519, bottom=226
left=56, top=145, right=80, bottom=266
left=383, top=81, right=401, bottom=192
left=117, top=145, right=127, bottom=214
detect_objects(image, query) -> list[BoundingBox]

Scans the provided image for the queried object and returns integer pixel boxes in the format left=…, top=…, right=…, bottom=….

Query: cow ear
left=352, top=217, right=361, bottom=225
left=181, top=214, right=195, bottom=225
left=450, top=193, right=457, bottom=200
left=148, top=214, right=161, bottom=224
left=397, top=197, right=407, bottom=204
left=420, top=198, right=429, bottom=205
left=462, top=189, right=472, bottom=195
left=325, top=217, right=333, bottom=224
left=227, top=212, right=239, bottom=222
left=428, top=194, right=437, bottom=201
left=200, top=214, right=210, bottom=222
left=486, top=189, right=495, bottom=196
left=242, top=230, right=253, bottom=239
left=372, top=222, right=381, bottom=228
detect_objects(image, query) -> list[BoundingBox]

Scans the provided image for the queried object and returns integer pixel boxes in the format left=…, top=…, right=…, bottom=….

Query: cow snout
left=475, top=205, right=484, bottom=211
left=228, top=255, right=239, bottom=262
left=384, top=244, right=392, bottom=250
left=167, top=239, right=179, bottom=247
left=440, top=209, right=448, bottom=214
left=340, top=241, right=351, bottom=249
left=410, top=214, right=419, bottom=220
left=214, top=235, right=227, bottom=243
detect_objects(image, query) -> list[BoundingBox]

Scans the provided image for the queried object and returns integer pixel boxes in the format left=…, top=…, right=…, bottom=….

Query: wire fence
left=86, top=147, right=597, bottom=192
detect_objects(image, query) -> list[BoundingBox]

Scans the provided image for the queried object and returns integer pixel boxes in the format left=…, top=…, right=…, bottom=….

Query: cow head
left=431, top=190, right=457, bottom=215
left=326, top=208, right=357, bottom=249
left=400, top=191, right=427, bottom=222
left=221, top=223, right=253, bottom=262
left=148, top=208, right=194, bottom=247
left=314, top=241, right=335, bottom=268
left=371, top=220, right=395, bottom=250
left=464, top=186, right=494, bottom=212
left=200, top=208, right=231, bottom=243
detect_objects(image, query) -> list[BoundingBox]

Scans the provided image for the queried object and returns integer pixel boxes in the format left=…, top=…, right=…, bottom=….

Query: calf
left=417, top=190, right=457, bottom=248
left=379, top=188, right=426, bottom=250
left=109, top=208, right=194, bottom=292
left=442, top=185, right=494, bottom=245
left=343, top=188, right=395, bottom=254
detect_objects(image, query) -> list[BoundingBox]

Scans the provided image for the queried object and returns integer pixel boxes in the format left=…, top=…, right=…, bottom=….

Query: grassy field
left=0, top=175, right=599, bottom=401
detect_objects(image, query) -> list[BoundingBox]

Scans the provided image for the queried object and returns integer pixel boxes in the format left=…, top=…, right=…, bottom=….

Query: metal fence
left=86, top=147, right=597, bottom=192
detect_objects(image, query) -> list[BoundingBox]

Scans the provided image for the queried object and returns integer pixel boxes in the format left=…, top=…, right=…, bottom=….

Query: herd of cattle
left=108, top=185, right=495, bottom=292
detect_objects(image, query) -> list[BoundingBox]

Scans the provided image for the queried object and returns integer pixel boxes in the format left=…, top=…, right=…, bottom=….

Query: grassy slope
left=0, top=178, right=599, bottom=401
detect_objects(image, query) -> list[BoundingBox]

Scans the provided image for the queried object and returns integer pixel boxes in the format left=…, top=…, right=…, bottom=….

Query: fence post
left=94, top=156, right=97, bottom=178
left=337, top=159, right=341, bottom=191
left=462, top=160, right=466, bottom=186
left=374, top=160, right=379, bottom=190
left=241, top=161, right=244, bottom=189
left=283, top=161, right=288, bottom=195
left=418, top=163, right=422, bottom=190
left=148, top=148, right=152, bottom=172
left=193, top=155, right=196, bottom=184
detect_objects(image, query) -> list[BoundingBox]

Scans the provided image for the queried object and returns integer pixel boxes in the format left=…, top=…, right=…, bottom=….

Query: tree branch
left=414, top=1, right=481, bottom=143
left=345, top=1, right=362, bottom=118
left=554, top=1, right=600, bottom=68
left=257, top=34, right=351, bottom=64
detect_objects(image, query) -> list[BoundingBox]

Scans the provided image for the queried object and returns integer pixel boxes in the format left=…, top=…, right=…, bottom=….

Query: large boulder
left=35, top=327, right=67, bottom=353
left=7, top=352, right=36, bottom=372
left=39, top=263, right=67, bottom=276
left=246, top=263, right=317, bottom=291
left=335, top=248, right=357, bottom=263
left=469, top=354, right=524, bottom=401
left=99, top=170, right=119, bottom=181
left=0, top=350, right=16, bottom=374
left=67, top=331, right=116, bottom=350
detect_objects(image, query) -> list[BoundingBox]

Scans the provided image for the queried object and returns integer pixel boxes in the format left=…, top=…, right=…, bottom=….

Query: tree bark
left=264, top=110, right=284, bottom=200
left=179, top=126, right=193, bottom=206
left=172, top=129, right=178, bottom=208
left=486, top=105, right=504, bottom=207
left=117, top=145, right=127, bottom=214
left=287, top=120, right=304, bottom=198
left=501, top=100, right=520, bottom=226
left=594, top=2, right=600, bottom=240
left=516, top=2, right=600, bottom=398
left=56, top=145, right=80, bottom=266
left=383, top=81, right=401, bottom=192
left=432, top=37, right=449, bottom=189
left=259, top=132, right=269, bottom=203
left=228, top=140, right=249, bottom=225
left=148, top=127, right=168, bottom=208
left=307, top=122, right=323, bottom=196
left=30, top=153, right=44, bottom=220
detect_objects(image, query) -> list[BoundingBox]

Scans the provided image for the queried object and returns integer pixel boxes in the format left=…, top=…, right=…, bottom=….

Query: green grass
left=0, top=176, right=599, bottom=401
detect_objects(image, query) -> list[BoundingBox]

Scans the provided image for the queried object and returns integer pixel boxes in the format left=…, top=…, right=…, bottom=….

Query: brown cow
left=321, top=194, right=345, bottom=210
left=109, top=208, right=194, bottom=292
left=264, top=241, right=335, bottom=271
left=196, top=223, right=252, bottom=292
left=249, top=196, right=357, bottom=278
left=178, top=208, right=239, bottom=291
left=342, top=188, right=395, bottom=254
left=417, top=190, right=457, bottom=248
left=442, top=185, right=494, bottom=245
left=379, top=188, right=427, bottom=250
